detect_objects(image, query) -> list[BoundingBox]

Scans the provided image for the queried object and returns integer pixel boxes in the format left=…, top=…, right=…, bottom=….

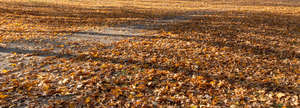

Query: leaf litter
left=0, top=0, right=299, bottom=107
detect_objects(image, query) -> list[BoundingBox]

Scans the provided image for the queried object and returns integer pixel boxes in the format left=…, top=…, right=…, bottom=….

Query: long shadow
left=214, top=0, right=300, bottom=7
left=111, top=10, right=300, bottom=59
left=71, top=52, right=299, bottom=94
left=0, top=1, right=181, bottom=28
left=71, top=31, right=300, bottom=59
left=2, top=28, right=298, bottom=59
left=0, top=47, right=72, bottom=57
left=1, top=0, right=299, bottom=96
left=66, top=31, right=300, bottom=93
left=0, top=37, right=298, bottom=98
left=0, top=43, right=298, bottom=94
left=72, top=32, right=163, bottom=38
left=0, top=29, right=74, bottom=34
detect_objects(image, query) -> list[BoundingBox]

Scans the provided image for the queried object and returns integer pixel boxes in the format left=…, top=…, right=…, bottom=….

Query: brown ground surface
left=0, top=0, right=299, bottom=107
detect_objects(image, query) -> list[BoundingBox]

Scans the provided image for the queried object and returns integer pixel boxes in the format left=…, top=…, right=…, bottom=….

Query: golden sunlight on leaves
left=0, top=0, right=299, bottom=107
left=100, top=64, right=109, bottom=69
left=111, top=88, right=122, bottom=97
left=85, top=97, right=91, bottom=103
left=1, top=69, right=8, bottom=74
left=0, top=92, right=8, bottom=99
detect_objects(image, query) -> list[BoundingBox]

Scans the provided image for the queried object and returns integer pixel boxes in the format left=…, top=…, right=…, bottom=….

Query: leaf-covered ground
left=0, top=0, right=299, bottom=107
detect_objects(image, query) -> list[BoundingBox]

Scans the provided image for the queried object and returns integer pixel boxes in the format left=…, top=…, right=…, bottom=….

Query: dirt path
left=0, top=14, right=190, bottom=79
left=0, top=13, right=194, bottom=106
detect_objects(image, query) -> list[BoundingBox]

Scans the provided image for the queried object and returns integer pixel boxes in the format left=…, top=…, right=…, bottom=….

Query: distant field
left=0, top=0, right=299, bottom=107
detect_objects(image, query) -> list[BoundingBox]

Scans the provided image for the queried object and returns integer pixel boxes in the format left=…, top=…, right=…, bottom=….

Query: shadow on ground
left=0, top=1, right=299, bottom=102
